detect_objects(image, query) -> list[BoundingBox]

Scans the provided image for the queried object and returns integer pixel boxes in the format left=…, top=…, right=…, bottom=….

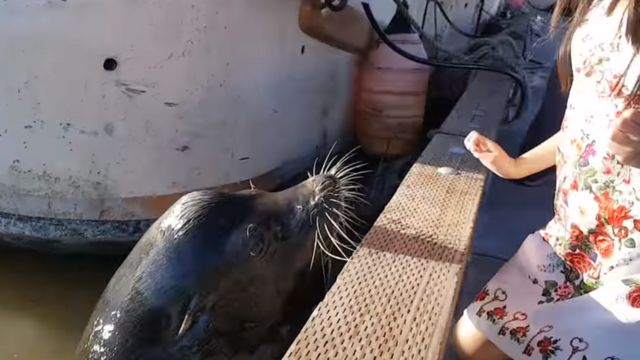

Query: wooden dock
left=283, top=70, right=514, bottom=359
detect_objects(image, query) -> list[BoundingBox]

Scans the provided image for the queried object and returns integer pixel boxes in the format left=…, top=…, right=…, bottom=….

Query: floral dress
left=464, top=1, right=640, bottom=359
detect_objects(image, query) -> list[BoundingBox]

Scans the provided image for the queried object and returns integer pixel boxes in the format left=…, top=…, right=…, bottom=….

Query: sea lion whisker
left=315, top=217, right=348, bottom=261
left=311, top=229, right=322, bottom=270
left=339, top=176, right=365, bottom=185
left=314, top=217, right=329, bottom=254
left=324, top=154, right=341, bottom=176
left=325, top=204, right=361, bottom=226
left=320, top=142, right=337, bottom=174
left=339, top=204, right=363, bottom=218
left=335, top=162, right=368, bottom=177
left=323, top=257, right=332, bottom=291
left=328, top=150, right=359, bottom=176
left=325, top=223, right=356, bottom=252
left=342, top=193, right=369, bottom=205
left=326, top=214, right=359, bottom=249
left=337, top=180, right=362, bottom=188
left=322, top=202, right=350, bottom=218
left=327, top=198, right=356, bottom=210
left=328, top=154, right=352, bottom=175
left=320, top=228, right=350, bottom=261
left=317, top=189, right=332, bottom=200
left=321, top=202, right=339, bottom=212
left=337, top=175, right=367, bottom=184
left=340, top=178, right=366, bottom=186
left=340, top=189, right=365, bottom=198
left=324, top=224, right=347, bottom=253
left=340, top=192, right=365, bottom=201
left=316, top=230, right=348, bottom=261
left=338, top=185, right=365, bottom=191
left=323, top=223, right=353, bottom=256
left=338, top=148, right=363, bottom=163
left=329, top=209, right=361, bottom=233
left=319, top=254, right=329, bottom=290
left=335, top=168, right=366, bottom=180
left=339, top=208, right=367, bottom=225
left=341, top=203, right=358, bottom=212
left=325, top=207, right=362, bottom=236
left=342, top=192, right=370, bottom=203
left=340, top=221, right=362, bottom=241
left=335, top=160, right=367, bottom=172
left=331, top=201, right=353, bottom=212
left=337, top=164, right=369, bottom=175
left=338, top=170, right=370, bottom=181
left=342, top=170, right=371, bottom=178
left=339, top=214, right=365, bottom=228
left=316, top=183, right=329, bottom=195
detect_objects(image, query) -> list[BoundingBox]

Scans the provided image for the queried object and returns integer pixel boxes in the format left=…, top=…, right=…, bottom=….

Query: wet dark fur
left=76, top=182, right=330, bottom=360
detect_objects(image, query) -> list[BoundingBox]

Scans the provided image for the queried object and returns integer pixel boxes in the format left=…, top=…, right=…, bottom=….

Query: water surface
left=0, top=245, right=122, bottom=360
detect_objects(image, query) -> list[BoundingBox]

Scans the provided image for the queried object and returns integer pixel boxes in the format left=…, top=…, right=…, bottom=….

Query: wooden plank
left=283, top=71, right=513, bottom=360
left=438, top=71, right=513, bottom=138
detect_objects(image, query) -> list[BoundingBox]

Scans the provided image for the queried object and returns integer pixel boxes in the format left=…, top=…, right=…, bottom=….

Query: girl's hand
left=609, top=108, right=640, bottom=168
left=464, top=131, right=520, bottom=179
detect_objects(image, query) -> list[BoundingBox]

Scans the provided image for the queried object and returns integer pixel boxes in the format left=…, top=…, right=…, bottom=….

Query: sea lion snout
left=313, top=173, right=339, bottom=191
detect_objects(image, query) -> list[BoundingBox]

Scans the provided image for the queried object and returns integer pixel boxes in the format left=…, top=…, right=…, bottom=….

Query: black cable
left=420, top=0, right=430, bottom=29
left=418, top=0, right=509, bottom=40
left=433, top=0, right=438, bottom=55
left=419, top=0, right=437, bottom=57
left=361, top=2, right=527, bottom=120
left=430, top=0, right=486, bottom=39
left=475, top=0, right=485, bottom=35
left=525, top=0, right=555, bottom=12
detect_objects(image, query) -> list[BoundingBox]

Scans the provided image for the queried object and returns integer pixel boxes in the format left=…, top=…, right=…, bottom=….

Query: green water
left=0, top=246, right=122, bottom=359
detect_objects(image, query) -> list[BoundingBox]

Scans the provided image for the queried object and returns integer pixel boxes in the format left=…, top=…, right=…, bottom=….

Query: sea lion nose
left=314, top=174, right=338, bottom=195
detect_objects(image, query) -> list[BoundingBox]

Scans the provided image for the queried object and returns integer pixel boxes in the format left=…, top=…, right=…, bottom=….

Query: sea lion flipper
left=177, top=295, right=202, bottom=338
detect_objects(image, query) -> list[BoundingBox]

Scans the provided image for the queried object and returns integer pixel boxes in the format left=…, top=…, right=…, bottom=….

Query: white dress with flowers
left=464, top=1, right=640, bottom=359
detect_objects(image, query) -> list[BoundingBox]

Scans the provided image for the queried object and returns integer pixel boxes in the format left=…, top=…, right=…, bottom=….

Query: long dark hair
left=550, top=0, right=640, bottom=92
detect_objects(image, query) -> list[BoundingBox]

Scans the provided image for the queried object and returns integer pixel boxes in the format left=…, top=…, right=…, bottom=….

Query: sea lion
left=76, top=149, right=367, bottom=360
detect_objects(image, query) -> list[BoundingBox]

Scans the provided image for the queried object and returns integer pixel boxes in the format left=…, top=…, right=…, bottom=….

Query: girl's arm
left=465, top=130, right=561, bottom=180
left=513, top=131, right=561, bottom=179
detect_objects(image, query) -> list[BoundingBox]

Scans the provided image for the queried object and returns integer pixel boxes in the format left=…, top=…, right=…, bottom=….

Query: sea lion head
left=76, top=148, right=367, bottom=360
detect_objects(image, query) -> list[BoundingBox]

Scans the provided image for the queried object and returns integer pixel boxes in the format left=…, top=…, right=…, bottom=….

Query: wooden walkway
left=283, top=71, right=514, bottom=360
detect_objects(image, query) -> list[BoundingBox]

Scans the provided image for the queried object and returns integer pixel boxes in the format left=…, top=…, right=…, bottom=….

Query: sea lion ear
left=246, top=223, right=257, bottom=237
left=246, top=224, right=267, bottom=257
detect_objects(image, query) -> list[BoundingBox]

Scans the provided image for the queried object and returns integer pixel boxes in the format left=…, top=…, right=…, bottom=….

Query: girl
left=453, top=0, right=640, bottom=359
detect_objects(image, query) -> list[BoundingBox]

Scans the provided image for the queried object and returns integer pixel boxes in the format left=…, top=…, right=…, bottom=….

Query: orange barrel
left=354, top=21, right=431, bottom=158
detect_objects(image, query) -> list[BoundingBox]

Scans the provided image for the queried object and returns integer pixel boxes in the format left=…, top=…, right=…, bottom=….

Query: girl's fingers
left=464, top=133, right=475, bottom=154
left=465, top=131, right=491, bottom=154
left=464, top=131, right=480, bottom=152
left=464, top=131, right=475, bottom=149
